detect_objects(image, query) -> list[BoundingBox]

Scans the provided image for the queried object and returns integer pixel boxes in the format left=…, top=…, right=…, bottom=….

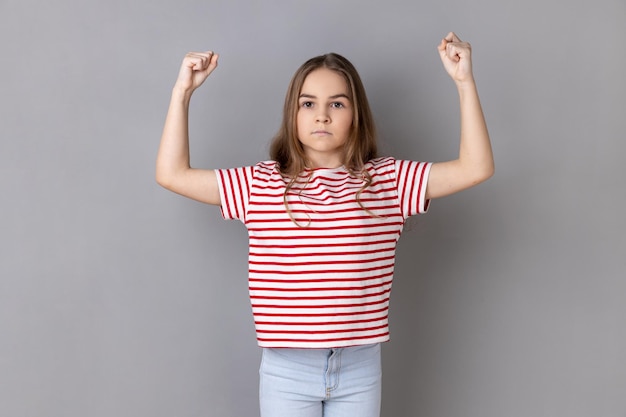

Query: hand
left=174, top=51, right=219, bottom=93
left=437, top=33, right=473, bottom=85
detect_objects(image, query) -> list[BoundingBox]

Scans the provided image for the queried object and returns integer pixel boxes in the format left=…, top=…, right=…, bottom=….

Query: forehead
left=300, top=68, right=350, bottom=96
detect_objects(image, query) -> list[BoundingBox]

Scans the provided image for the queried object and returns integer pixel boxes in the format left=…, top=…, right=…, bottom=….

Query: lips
left=312, top=130, right=331, bottom=135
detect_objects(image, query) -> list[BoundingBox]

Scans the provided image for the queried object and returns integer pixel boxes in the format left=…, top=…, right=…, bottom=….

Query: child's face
left=296, top=68, right=354, bottom=169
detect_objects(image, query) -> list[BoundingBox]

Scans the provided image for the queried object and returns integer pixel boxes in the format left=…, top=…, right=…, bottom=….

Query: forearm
left=155, top=87, right=194, bottom=188
left=154, top=51, right=221, bottom=204
left=426, top=33, right=494, bottom=200
left=457, top=80, right=494, bottom=182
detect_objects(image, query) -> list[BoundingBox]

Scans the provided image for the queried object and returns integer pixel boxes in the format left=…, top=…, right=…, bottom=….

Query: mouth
left=312, top=130, right=332, bottom=136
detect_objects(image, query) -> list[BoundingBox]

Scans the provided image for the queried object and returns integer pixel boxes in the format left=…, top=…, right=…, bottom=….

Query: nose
left=315, top=111, right=330, bottom=124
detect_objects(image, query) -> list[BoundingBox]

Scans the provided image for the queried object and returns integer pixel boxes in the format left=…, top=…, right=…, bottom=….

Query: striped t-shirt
left=216, top=156, right=431, bottom=348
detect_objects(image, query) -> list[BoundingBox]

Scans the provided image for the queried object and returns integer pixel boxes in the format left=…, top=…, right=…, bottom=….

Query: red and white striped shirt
left=216, top=156, right=431, bottom=348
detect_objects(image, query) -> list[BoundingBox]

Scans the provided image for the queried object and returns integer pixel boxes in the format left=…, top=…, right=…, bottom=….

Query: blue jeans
left=259, top=343, right=382, bottom=417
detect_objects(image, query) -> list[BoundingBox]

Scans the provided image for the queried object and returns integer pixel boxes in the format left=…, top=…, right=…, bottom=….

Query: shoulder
left=219, top=161, right=277, bottom=176
left=364, top=156, right=396, bottom=178
left=256, top=160, right=278, bottom=169
left=366, top=156, right=395, bottom=167
left=365, top=156, right=395, bottom=171
left=253, top=161, right=281, bottom=178
left=365, top=157, right=432, bottom=184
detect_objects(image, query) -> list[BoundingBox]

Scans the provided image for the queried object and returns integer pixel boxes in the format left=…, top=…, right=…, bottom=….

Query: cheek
left=342, top=113, right=355, bottom=132
left=295, top=112, right=305, bottom=137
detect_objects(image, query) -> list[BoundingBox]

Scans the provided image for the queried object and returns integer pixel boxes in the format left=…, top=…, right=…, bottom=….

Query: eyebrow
left=299, top=93, right=351, bottom=100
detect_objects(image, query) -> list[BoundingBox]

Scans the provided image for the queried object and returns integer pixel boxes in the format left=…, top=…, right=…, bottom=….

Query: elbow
left=155, top=168, right=173, bottom=190
left=155, top=159, right=182, bottom=191
left=155, top=172, right=165, bottom=188
left=484, top=162, right=495, bottom=181
left=469, top=162, right=495, bottom=187
left=481, top=164, right=496, bottom=182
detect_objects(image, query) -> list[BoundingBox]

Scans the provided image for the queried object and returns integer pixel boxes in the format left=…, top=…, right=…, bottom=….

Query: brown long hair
left=269, top=53, right=378, bottom=223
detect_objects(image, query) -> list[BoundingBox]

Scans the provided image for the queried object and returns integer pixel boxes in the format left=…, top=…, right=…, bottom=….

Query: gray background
left=1, top=0, right=625, bottom=416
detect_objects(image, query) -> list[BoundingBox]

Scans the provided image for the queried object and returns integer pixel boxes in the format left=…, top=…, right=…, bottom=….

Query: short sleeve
left=215, top=166, right=254, bottom=222
left=395, top=159, right=432, bottom=219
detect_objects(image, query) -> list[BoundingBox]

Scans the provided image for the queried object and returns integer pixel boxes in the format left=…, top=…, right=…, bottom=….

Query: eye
left=330, top=102, right=345, bottom=109
left=300, top=101, right=314, bottom=108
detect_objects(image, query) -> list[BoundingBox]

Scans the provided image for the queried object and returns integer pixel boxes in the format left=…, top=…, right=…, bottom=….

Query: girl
left=156, top=32, right=494, bottom=417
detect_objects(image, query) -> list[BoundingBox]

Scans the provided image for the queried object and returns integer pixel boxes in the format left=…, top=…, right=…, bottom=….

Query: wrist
left=171, top=84, right=194, bottom=102
left=454, top=77, right=477, bottom=91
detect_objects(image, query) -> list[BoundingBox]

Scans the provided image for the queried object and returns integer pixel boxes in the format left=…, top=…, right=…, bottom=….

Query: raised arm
left=425, top=33, right=495, bottom=200
left=156, top=51, right=221, bottom=205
